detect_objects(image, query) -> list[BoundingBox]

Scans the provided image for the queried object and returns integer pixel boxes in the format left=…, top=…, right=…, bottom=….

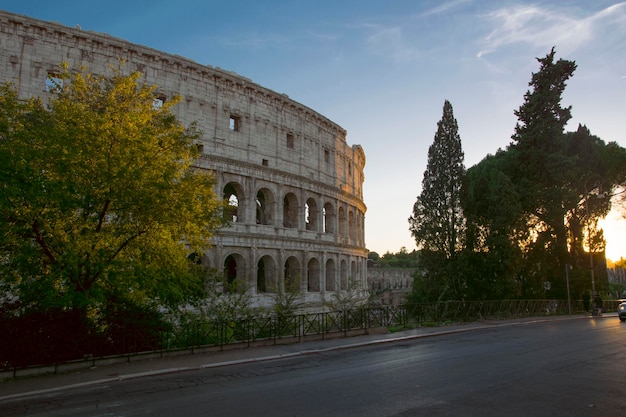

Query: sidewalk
left=0, top=315, right=593, bottom=402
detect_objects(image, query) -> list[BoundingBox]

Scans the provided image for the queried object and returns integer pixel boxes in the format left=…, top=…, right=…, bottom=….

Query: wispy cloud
left=477, top=2, right=626, bottom=58
left=419, top=0, right=472, bottom=18
left=366, top=26, right=421, bottom=62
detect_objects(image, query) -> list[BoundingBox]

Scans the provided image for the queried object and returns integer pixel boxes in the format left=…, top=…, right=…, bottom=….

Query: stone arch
left=223, top=182, right=244, bottom=223
left=307, top=257, right=320, bottom=292
left=351, top=259, right=357, bottom=284
left=0, top=11, right=371, bottom=313
left=284, top=256, right=301, bottom=293
left=257, top=255, right=277, bottom=294
left=340, top=259, right=348, bottom=290
left=348, top=209, right=356, bottom=242
left=305, top=197, right=318, bottom=231
left=357, top=212, right=364, bottom=245
left=223, top=253, right=246, bottom=293
left=323, top=202, right=335, bottom=234
left=283, top=192, right=299, bottom=228
left=325, top=258, right=336, bottom=291
left=256, top=187, right=275, bottom=225
left=338, top=206, right=346, bottom=238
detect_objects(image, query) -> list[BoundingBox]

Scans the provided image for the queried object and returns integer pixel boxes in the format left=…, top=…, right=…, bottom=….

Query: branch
left=84, top=228, right=148, bottom=288
left=31, top=219, right=56, bottom=264
left=96, top=199, right=111, bottom=233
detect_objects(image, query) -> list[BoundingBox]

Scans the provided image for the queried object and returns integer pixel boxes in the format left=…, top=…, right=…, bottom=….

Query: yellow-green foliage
left=0, top=64, right=227, bottom=310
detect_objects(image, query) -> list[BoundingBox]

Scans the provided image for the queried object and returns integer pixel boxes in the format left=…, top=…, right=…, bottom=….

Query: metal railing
left=3, top=299, right=620, bottom=374
left=162, top=299, right=593, bottom=351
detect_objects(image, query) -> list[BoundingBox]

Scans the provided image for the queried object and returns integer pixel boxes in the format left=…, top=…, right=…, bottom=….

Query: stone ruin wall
left=0, top=10, right=368, bottom=309
left=367, top=268, right=414, bottom=306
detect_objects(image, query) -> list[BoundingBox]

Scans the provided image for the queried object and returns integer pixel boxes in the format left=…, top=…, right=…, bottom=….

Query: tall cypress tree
left=409, top=100, right=466, bottom=259
left=511, top=48, right=577, bottom=297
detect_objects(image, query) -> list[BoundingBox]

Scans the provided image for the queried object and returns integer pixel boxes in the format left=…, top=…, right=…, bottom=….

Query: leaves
left=409, top=100, right=465, bottom=259
left=0, top=66, right=227, bottom=311
left=462, top=49, right=626, bottom=299
left=408, top=100, right=466, bottom=300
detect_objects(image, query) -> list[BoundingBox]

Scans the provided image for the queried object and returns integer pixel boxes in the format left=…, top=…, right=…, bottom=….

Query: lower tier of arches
left=203, top=243, right=368, bottom=309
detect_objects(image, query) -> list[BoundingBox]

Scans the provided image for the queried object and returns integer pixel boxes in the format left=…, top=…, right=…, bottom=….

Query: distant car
left=618, top=300, right=626, bottom=322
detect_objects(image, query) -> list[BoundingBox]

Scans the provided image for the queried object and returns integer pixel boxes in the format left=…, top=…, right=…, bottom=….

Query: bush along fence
left=1, top=299, right=621, bottom=377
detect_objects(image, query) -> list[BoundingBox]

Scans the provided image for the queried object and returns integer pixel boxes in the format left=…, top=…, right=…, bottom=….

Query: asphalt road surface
left=1, top=317, right=625, bottom=416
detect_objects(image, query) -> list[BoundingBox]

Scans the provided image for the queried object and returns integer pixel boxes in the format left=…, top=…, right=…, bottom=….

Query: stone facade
left=367, top=267, right=414, bottom=306
left=0, top=10, right=367, bottom=309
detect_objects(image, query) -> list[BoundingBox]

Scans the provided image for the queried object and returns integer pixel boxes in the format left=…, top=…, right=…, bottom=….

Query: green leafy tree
left=409, top=100, right=466, bottom=257
left=510, top=47, right=578, bottom=296
left=461, top=151, right=525, bottom=299
left=0, top=65, right=227, bottom=313
left=376, top=247, right=420, bottom=268
left=462, top=49, right=626, bottom=300
left=408, top=100, right=466, bottom=300
left=367, top=251, right=381, bottom=262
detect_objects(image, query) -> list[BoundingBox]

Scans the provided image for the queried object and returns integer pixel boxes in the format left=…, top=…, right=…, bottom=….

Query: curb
left=0, top=315, right=592, bottom=402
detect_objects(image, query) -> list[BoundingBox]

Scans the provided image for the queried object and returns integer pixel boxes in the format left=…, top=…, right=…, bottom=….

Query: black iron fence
left=162, top=299, right=615, bottom=350
left=2, top=299, right=622, bottom=374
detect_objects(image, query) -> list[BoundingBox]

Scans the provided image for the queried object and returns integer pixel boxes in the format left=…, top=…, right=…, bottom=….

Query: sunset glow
left=600, top=208, right=626, bottom=262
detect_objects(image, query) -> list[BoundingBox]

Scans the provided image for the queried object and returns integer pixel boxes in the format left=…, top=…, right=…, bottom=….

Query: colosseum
left=0, top=10, right=367, bottom=310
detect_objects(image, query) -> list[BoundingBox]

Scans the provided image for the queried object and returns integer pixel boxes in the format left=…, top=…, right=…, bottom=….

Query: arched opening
left=307, top=258, right=320, bottom=292
left=323, top=202, right=334, bottom=234
left=305, top=198, right=318, bottom=231
left=326, top=258, right=336, bottom=291
left=257, top=255, right=277, bottom=293
left=223, top=182, right=242, bottom=223
left=338, top=206, right=346, bottom=237
left=284, top=256, right=300, bottom=293
left=256, top=188, right=274, bottom=225
left=187, top=252, right=202, bottom=265
left=348, top=209, right=356, bottom=242
left=223, top=253, right=246, bottom=293
left=224, top=255, right=237, bottom=292
left=283, top=193, right=299, bottom=228
left=340, top=259, right=348, bottom=290
left=257, top=258, right=266, bottom=293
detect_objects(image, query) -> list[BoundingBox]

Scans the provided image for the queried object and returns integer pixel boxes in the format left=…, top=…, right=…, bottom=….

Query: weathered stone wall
left=367, top=267, right=414, bottom=306
left=0, top=10, right=367, bottom=309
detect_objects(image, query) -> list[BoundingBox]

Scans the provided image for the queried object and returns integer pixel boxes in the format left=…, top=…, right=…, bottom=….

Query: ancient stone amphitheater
left=0, top=10, right=367, bottom=309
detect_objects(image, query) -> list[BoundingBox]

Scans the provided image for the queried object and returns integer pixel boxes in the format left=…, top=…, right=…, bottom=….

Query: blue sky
left=3, top=0, right=625, bottom=259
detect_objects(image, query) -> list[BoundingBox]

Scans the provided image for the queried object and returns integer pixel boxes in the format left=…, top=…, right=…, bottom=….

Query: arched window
left=305, top=198, right=318, bottom=231
left=256, top=188, right=274, bottom=225
left=284, top=256, right=300, bottom=293
left=307, top=258, right=320, bottom=292
left=223, top=253, right=246, bottom=293
left=257, top=255, right=277, bottom=293
left=348, top=209, right=356, bottom=242
left=338, top=206, right=346, bottom=237
left=323, top=202, right=334, bottom=234
left=325, top=258, right=336, bottom=291
left=283, top=193, right=299, bottom=228
left=224, top=254, right=237, bottom=292
left=340, top=259, right=348, bottom=290
left=223, top=182, right=242, bottom=222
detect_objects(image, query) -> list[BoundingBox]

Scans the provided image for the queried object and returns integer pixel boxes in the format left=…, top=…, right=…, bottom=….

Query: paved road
left=1, top=316, right=625, bottom=416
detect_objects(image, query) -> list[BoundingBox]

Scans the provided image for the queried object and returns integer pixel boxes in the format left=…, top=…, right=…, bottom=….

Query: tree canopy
left=0, top=65, right=227, bottom=312
left=408, top=100, right=466, bottom=300
left=460, top=49, right=626, bottom=300
left=409, top=100, right=465, bottom=258
left=406, top=49, right=626, bottom=303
